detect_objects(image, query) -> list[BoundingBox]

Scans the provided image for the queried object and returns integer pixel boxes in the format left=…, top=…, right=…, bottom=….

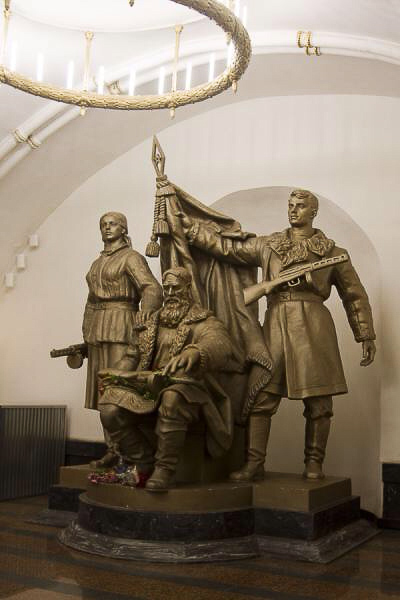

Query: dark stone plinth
left=56, top=472, right=379, bottom=563
left=60, top=520, right=258, bottom=563
left=49, top=484, right=84, bottom=512
left=76, top=492, right=360, bottom=545
left=382, top=463, right=400, bottom=528
left=382, top=481, right=400, bottom=520
left=257, top=519, right=379, bottom=564
left=65, top=439, right=107, bottom=466
left=255, top=496, right=360, bottom=541
left=60, top=504, right=378, bottom=564
left=78, top=493, right=254, bottom=542
left=383, top=463, right=400, bottom=485
left=382, top=484, right=400, bottom=528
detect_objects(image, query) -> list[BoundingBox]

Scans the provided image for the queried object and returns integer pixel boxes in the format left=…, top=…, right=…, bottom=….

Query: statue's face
left=162, top=274, right=190, bottom=305
left=100, top=215, right=125, bottom=243
left=288, top=196, right=316, bottom=227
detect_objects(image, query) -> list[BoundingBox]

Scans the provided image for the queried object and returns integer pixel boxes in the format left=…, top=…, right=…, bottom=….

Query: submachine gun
left=50, top=343, right=88, bottom=369
left=244, top=253, right=349, bottom=306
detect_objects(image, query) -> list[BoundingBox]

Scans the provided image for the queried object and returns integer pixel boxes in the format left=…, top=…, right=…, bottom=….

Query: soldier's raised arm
left=178, top=213, right=265, bottom=268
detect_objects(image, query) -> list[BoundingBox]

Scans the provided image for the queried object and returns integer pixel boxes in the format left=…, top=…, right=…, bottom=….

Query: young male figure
left=181, top=189, right=376, bottom=480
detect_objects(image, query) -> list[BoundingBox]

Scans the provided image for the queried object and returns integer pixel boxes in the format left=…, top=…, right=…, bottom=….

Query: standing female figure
left=83, top=212, right=162, bottom=467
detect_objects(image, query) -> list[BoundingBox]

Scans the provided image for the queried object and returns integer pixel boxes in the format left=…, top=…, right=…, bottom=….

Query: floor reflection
left=0, top=496, right=399, bottom=600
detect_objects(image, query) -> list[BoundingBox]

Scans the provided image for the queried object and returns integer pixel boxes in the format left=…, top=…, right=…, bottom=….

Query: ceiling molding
left=252, top=30, right=400, bottom=66
left=1, top=29, right=400, bottom=180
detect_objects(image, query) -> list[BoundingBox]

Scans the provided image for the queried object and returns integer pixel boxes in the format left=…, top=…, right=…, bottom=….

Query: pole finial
left=152, top=135, right=166, bottom=178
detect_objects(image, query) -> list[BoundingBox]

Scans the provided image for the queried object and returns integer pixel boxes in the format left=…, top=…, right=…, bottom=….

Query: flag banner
left=152, top=180, right=272, bottom=421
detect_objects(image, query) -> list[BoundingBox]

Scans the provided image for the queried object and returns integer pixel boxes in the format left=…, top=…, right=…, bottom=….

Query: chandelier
left=0, top=0, right=251, bottom=117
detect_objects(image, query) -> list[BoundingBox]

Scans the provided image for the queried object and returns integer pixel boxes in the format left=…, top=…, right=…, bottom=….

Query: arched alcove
left=0, top=97, right=388, bottom=515
left=212, top=186, right=381, bottom=514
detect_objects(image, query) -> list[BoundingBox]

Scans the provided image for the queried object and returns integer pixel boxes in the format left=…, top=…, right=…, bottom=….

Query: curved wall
left=1, top=93, right=398, bottom=513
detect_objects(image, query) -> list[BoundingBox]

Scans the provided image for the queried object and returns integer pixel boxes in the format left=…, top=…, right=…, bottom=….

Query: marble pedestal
left=57, top=468, right=378, bottom=563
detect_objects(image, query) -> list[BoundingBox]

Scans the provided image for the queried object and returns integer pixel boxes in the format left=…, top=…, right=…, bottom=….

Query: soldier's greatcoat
left=123, top=304, right=239, bottom=456
left=188, top=225, right=375, bottom=399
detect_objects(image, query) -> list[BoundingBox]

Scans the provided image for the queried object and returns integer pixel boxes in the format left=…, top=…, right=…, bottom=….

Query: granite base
left=60, top=520, right=258, bottom=563
left=57, top=471, right=379, bottom=563
left=257, top=519, right=378, bottom=563
left=49, top=485, right=84, bottom=512
left=60, top=519, right=377, bottom=564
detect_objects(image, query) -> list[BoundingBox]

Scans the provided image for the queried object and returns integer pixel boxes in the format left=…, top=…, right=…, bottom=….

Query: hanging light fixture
left=0, top=0, right=251, bottom=116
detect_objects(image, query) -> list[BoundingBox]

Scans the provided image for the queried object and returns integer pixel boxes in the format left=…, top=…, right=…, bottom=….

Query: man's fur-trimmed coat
left=125, top=303, right=239, bottom=456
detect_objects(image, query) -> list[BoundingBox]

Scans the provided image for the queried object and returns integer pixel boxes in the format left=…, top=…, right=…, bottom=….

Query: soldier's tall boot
left=229, top=414, right=270, bottom=482
left=90, top=427, right=119, bottom=469
left=116, top=428, right=155, bottom=474
left=303, top=417, right=331, bottom=480
left=145, top=418, right=187, bottom=492
left=95, top=406, right=154, bottom=474
left=94, top=427, right=155, bottom=474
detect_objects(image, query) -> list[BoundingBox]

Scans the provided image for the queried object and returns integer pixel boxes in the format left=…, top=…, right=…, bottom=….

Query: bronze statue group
left=59, top=173, right=376, bottom=493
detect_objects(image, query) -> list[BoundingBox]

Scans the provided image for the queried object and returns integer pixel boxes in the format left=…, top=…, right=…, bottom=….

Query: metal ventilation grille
left=0, top=405, right=66, bottom=500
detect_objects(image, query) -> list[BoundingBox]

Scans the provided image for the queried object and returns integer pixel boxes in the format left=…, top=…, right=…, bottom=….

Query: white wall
left=1, top=94, right=399, bottom=514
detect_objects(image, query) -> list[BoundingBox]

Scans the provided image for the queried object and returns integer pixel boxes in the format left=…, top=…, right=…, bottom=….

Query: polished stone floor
left=1, top=495, right=400, bottom=599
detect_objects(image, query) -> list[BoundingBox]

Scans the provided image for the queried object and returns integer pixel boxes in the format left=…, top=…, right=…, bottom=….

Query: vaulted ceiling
left=1, top=0, right=400, bottom=277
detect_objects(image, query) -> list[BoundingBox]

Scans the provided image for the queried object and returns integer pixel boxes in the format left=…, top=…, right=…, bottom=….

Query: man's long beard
left=159, top=299, right=191, bottom=328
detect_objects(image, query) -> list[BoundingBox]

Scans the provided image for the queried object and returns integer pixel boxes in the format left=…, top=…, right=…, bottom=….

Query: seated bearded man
left=98, top=267, right=238, bottom=492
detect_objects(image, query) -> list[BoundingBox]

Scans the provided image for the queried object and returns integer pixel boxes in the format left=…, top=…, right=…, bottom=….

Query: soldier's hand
left=162, top=348, right=201, bottom=376
left=360, top=339, right=376, bottom=366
